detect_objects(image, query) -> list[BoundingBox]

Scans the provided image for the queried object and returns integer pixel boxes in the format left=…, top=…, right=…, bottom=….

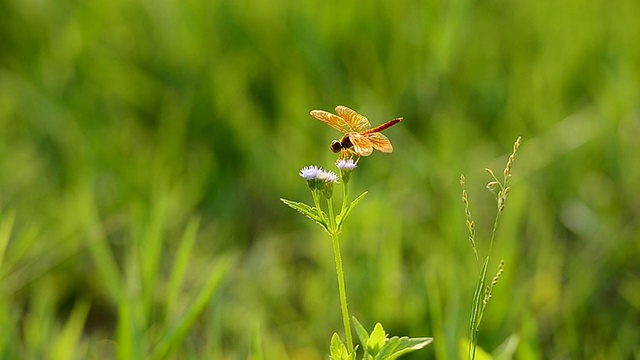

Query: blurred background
left=1, top=0, right=639, bottom=358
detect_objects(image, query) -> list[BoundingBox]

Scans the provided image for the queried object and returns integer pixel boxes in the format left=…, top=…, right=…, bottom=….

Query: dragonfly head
left=330, top=140, right=342, bottom=153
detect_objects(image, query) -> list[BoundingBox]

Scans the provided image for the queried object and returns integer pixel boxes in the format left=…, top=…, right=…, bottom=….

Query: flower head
left=336, top=159, right=358, bottom=172
left=300, top=165, right=323, bottom=191
left=317, top=169, right=339, bottom=199
left=317, top=169, right=339, bottom=184
left=299, top=166, right=339, bottom=195
left=335, top=158, right=357, bottom=184
left=299, top=165, right=320, bottom=181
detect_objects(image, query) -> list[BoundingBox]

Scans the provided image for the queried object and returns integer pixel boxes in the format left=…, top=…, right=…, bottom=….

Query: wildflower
left=300, top=165, right=322, bottom=191
left=335, top=158, right=357, bottom=184
left=317, top=169, right=339, bottom=199
left=317, top=169, right=339, bottom=184
left=300, top=165, right=320, bottom=180
left=299, top=165, right=339, bottom=198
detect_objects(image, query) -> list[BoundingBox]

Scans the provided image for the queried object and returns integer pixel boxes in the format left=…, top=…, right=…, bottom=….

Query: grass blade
left=166, top=216, right=201, bottom=314
left=150, top=255, right=235, bottom=360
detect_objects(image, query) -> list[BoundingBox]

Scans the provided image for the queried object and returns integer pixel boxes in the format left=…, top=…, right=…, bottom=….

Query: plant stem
left=469, top=200, right=503, bottom=360
left=468, top=258, right=488, bottom=360
left=340, top=179, right=349, bottom=216
left=312, top=190, right=327, bottom=226
left=327, top=199, right=336, bottom=233
left=330, top=230, right=353, bottom=350
left=487, top=209, right=502, bottom=258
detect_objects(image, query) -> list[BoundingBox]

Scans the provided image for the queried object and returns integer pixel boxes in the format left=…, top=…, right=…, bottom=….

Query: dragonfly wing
left=310, top=110, right=351, bottom=134
left=335, top=106, right=371, bottom=132
left=349, top=134, right=374, bottom=156
left=366, top=132, right=394, bottom=153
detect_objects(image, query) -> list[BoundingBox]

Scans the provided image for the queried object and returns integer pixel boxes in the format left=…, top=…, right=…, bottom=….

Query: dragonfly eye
left=330, top=140, right=342, bottom=153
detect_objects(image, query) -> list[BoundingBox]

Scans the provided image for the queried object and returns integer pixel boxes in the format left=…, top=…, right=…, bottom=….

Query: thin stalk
left=312, top=190, right=327, bottom=225
left=335, top=180, right=350, bottom=232
left=340, top=179, right=349, bottom=216
left=468, top=258, right=488, bottom=360
left=486, top=210, right=502, bottom=264
left=469, top=207, right=503, bottom=360
left=327, top=199, right=336, bottom=233
left=330, top=230, right=353, bottom=350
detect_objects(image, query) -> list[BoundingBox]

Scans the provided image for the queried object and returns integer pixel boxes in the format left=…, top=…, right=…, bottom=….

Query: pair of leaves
left=280, top=198, right=329, bottom=233
left=334, top=317, right=432, bottom=360
left=280, top=191, right=368, bottom=235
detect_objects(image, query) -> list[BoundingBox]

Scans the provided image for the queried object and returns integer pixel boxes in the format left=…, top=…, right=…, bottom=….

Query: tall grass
left=462, top=136, right=520, bottom=359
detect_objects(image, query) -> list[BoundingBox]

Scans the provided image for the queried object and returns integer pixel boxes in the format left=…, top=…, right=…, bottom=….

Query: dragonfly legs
left=339, top=149, right=361, bottom=164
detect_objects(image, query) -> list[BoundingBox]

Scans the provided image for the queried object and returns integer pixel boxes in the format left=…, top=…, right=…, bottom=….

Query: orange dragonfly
left=310, top=105, right=402, bottom=161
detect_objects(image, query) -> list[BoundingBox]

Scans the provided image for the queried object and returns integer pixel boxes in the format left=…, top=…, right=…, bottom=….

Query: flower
left=299, top=165, right=320, bottom=180
left=299, top=166, right=339, bottom=195
left=335, top=159, right=357, bottom=184
left=300, top=165, right=323, bottom=191
left=317, top=169, right=339, bottom=199
left=336, top=159, right=358, bottom=172
left=317, top=169, right=339, bottom=184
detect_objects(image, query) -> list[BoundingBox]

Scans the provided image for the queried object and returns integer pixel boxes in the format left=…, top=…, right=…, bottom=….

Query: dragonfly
left=310, top=105, right=402, bottom=161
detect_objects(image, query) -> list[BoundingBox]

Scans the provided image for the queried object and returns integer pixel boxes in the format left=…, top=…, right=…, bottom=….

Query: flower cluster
left=300, top=165, right=339, bottom=198
left=298, top=159, right=359, bottom=199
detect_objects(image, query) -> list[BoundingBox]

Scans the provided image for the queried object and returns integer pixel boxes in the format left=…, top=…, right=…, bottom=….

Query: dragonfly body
left=310, top=106, right=402, bottom=159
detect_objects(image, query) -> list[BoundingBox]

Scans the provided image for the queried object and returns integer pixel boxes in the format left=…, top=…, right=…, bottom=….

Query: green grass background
left=1, top=0, right=639, bottom=358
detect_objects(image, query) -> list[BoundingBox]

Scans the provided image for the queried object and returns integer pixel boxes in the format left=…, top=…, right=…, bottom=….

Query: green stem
left=312, top=190, right=327, bottom=225
left=468, top=257, right=488, bottom=360
left=330, top=230, right=353, bottom=350
left=487, top=210, right=502, bottom=261
left=340, top=180, right=349, bottom=216
left=469, top=195, right=503, bottom=360
left=327, top=198, right=336, bottom=233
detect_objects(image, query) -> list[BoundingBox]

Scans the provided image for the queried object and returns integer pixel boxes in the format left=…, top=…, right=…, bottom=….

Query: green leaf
left=252, top=323, right=265, bottom=360
left=367, top=323, right=387, bottom=356
left=352, top=316, right=370, bottom=351
left=330, top=333, right=347, bottom=360
left=0, top=210, right=15, bottom=271
left=166, top=216, right=200, bottom=313
left=336, top=191, right=368, bottom=231
left=150, top=255, right=235, bottom=360
left=50, top=298, right=91, bottom=359
left=353, top=318, right=432, bottom=359
left=375, top=336, right=433, bottom=360
left=459, top=339, right=492, bottom=360
left=492, top=334, right=519, bottom=360
left=280, top=198, right=329, bottom=232
left=330, top=333, right=357, bottom=360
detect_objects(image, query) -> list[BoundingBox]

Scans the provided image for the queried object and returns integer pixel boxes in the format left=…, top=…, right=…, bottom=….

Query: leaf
left=166, top=216, right=200, bottom=313
left=280, top=198, right=329, bottom=232
left=352, top=316, right=370, bottom=351
left=375, top=336, right=433, bottom=360
left=150, top=256, right=235, bottom=360
left=367, top=323, right=387, bottom=356
left=459, top=339, right=492, bottom=360
left=492, top=334, right=519, bottom=360
left=252, top=323, right=265, bottom=360
left=353, top=318, right=432, bottom=359
left=50, top=299, right=91, bottom=359
left=330, top=333, right=347, bottom=360
left=336, top=191, right=368, bottom=231
left=329, top=333, right=357, bottom=360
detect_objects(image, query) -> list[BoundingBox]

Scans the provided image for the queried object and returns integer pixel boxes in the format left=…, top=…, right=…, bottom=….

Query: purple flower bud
left=299, top=165, right=320, bottom=180
left=336, top=159, right=358, bottom=172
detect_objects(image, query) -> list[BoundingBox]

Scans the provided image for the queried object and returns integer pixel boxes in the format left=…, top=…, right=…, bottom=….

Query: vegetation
left=1, top=0, right=639, bottom=358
